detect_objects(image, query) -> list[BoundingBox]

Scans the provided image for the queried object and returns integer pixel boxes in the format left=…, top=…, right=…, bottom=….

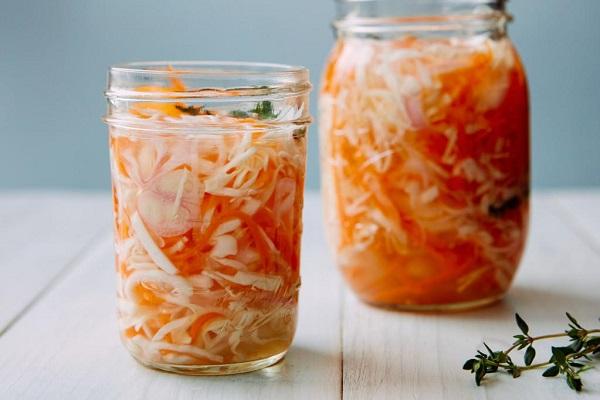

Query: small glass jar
left=320, top=0, right=529, bottom=310
left=104, top=62, right=311, bottom=374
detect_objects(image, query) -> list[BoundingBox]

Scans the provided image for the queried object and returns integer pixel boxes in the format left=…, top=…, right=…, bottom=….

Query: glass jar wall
left=320, top=0, right=529, bottom=310
left=104, top=62, right=311, bottom=374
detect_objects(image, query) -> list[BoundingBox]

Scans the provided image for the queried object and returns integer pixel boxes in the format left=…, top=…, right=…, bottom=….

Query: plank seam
left=0, top=225, right=111, bottom=338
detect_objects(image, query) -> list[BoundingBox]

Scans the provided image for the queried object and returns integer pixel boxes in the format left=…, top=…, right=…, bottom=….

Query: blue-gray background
left=1, top=0, right=599, bottom=190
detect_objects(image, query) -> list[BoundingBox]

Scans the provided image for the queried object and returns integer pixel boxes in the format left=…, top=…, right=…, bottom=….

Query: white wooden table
left=1, top=189, right=599, bottom=399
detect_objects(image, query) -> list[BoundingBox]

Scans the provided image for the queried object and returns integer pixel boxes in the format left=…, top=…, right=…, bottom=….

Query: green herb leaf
left=483, top=342, right=494, bottom=357
left=566, top=313, right=583, bottom=329
left=475, top=363, right=486, bottom=386
left=463, top=359, right=476, bottom=370
left=229, top=101, right=279, bottom=120
left=566, top=374, right=583, bottom=392
left=554, top=345, right=576, bottom=357
left=251, top=101, right=278, bottom=120
left=510, top=366, right=521, bottom=378
left=496, top=352, right=508, bottom=363
left=524, top=346, right=536, bottom=366
left=579, top=365, right=594, bottom=373
left=552, top=347, right=567, bottom=365
left=515, top=314, right=529, bottom=335
left=567, top=328, right=580, bottom=339
left=570, top=339, right=584, bottom=352
left=518, top=341, right=529, bottom=350
left=542, top=365, right=560, bottom=377
left=465, top=311, right=600, bottom=391
left=586, top=337, right=600, bottom=347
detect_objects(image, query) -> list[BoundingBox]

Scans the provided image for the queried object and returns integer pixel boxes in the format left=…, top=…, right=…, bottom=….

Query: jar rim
left=334, top=12, right=509, bottom=35
left=333, top=0, right=509, bottom=34
left=334, top=0, right=506, bottom=6
left=106, top=61, right=311, bottom=101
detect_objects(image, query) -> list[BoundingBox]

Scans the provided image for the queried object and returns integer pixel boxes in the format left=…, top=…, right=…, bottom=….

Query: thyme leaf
left=464, top=313, right=600, bottom=392
left=251, top=101, right=278, bottom=120
left=229, top=101, right=280, bottom=120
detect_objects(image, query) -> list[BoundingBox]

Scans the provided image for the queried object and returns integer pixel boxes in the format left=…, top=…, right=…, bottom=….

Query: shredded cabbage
left=320, top=35, right=529, bottom=306
left=110, top=93, right=306, bottom=366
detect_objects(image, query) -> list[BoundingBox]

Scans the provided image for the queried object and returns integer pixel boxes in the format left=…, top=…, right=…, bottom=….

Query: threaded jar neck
left=334, top=0, right=510, bottom=38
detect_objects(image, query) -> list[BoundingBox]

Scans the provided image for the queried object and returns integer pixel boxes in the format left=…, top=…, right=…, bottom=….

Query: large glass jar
left=320, top=0, right=529, bottom=310
left=104, top=62, right=311, bottom=374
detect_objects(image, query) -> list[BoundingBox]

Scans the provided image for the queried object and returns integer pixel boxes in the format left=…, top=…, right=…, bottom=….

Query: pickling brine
left=320, top=1, right=529, bottom=310
left=105, top=62, right=311, bottom=374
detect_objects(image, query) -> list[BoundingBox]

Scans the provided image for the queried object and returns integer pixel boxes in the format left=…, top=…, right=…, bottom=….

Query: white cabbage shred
left=110, top=106, right=306, bottom=366
left=320, top=35, right=528, bottom=298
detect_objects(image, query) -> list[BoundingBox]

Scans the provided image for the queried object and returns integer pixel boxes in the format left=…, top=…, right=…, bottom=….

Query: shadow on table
left=357, top=283, right=600, bottom=323
left=452, top=284, right=600, bottom=323
left=252, top=345, right=338, bottom=382
left=158, top=345, right=336, bottom=384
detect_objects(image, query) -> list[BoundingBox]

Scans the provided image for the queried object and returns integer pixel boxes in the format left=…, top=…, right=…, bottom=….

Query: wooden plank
left=0, top=192, right=111, bottom=334
left=0, top=192, right=343, bottom=400
left=342, top=193, right=600, bottom=399
left=551, top=189, right=600, bottom=253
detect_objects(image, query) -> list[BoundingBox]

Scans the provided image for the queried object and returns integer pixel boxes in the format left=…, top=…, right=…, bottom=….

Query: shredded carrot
left=321, top=36, right=529, bottom=307
left=110, top=70, right=306, bottom=365
left=124, top=327, right=138, bottom=338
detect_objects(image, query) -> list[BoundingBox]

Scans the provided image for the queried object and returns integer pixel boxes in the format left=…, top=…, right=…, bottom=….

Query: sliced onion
left=153, top=314, right=196, bottom=342
left=137, top=169, right=202, bottom=237
left=124, top=269, right=192, bottom=304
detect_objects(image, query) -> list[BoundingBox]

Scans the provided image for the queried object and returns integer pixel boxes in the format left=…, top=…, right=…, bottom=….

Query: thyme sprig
left=464, top=313, right=600, bottom=392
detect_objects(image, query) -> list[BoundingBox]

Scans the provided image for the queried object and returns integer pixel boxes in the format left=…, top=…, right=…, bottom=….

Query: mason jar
left=104, top=62, right=311, bottom=374
left=320, top=0, right=529, bottom=310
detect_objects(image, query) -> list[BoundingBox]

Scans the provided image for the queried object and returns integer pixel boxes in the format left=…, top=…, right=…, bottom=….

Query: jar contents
left=109, top=75, right=307, bottom=371
left=320, top=35, right=529, bottom=308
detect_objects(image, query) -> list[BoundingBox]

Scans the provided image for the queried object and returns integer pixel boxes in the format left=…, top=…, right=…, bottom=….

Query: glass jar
left=104, top=62, right=311, bottom=374
left=320, top=0, right=529, bottom=310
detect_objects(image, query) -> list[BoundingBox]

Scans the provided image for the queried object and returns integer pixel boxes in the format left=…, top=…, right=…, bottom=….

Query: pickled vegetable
left=320, top=35, right=529, bottom=307
left=110, top=80, right=306, bottom=366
